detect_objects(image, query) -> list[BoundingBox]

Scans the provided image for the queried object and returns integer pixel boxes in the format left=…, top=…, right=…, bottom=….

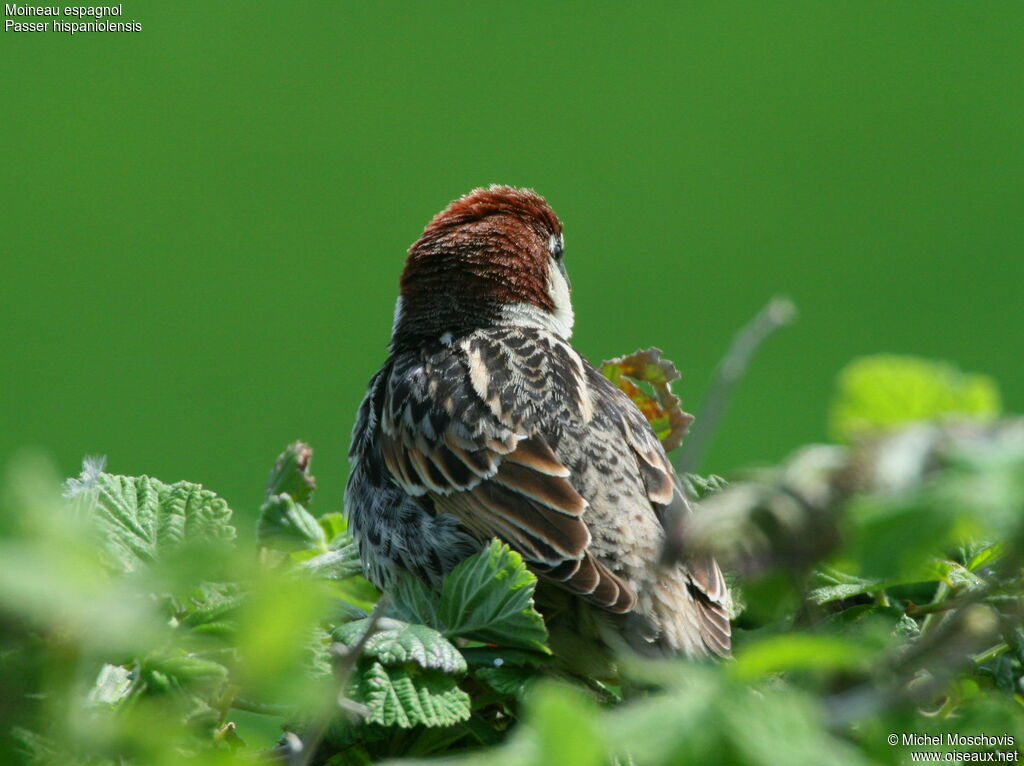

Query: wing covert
left=378, top=332, right=636, bottom=613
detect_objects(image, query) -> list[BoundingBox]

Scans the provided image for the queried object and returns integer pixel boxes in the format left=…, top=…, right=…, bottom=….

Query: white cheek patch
left=497, top=257, right=575, bottom=339
left=545, top=258, right=574, bottom=338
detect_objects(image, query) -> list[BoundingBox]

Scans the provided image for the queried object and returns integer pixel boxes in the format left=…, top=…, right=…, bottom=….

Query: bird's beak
left=557, top=259, right=572, bottom=291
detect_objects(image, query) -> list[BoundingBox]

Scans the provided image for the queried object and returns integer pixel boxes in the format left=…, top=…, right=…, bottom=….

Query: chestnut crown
left=390, top=186, right=572, bottom=349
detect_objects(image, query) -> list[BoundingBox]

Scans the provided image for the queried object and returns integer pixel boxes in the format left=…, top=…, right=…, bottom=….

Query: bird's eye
left=549, top=233, right=565, bottom=261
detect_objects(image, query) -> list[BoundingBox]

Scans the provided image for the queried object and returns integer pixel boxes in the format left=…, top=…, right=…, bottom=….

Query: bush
left=1, top=354, right=1021, bottom=765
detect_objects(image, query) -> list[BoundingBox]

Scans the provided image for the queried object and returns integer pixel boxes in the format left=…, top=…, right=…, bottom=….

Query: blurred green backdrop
left=3, top=2, right=1022, bottom=524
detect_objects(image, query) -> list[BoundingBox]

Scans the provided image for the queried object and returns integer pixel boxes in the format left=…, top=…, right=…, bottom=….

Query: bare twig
left=677, top=296, right=797, bottom=475
left=285, top=598, right=391, bottom=766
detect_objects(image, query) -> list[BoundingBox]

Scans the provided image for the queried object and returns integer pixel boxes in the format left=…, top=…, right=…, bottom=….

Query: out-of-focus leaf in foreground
left=529, top=683, right=604, bottom=766
left=0, top=455, right=169, bottom=652
left=829, top=355, right=1001, bottom=442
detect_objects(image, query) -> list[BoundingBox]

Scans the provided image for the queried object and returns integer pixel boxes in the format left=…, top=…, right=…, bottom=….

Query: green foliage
left=808, top=567, right=881, bottom=605
left=257, top=443, right=326, bottom=552
left=436, top=540, right=550, bottom=653
left=529, top=684, right=604, bottom=766
left=84, top=471, right=236, bottom=573
left=680, top=471, right=729, bottom=500
left=356, top=663, right=471, bottom=729
left=257, top=492, right=327, bottom=552
left=264, top=441, right=317, bottom=506
left=0, top=445, right=556, bottom=764
left=830, top=354, right=1002, bottom=441
left=391, top=541, right=550, bottom=655
left=302, top=543, right=364, bottom=581
left=2, top=354, right=1023, bottom=766
left=333, top=619, right=466, bottom=675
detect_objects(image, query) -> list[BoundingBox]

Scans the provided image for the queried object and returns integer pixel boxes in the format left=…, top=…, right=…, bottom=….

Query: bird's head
left=390, top=186, right=572, bottom=349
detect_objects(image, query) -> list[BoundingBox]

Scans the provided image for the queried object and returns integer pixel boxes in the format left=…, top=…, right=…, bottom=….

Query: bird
left=345, top=186, right=731, bottom=661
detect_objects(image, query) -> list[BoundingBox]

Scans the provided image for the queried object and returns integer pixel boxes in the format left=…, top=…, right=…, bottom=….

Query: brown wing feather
left=540, top=552, right=636, bottom=612
left=429, top=459, right=634, bottom=615
left=490, top=461, right=586, bottom=516
left=469, top=473, right=589, bottom=560
left=425, top=443, right=477, bottom=488
left=503, top=436, right=570, bottom=476
left=441, top=437, right=496, bottom=476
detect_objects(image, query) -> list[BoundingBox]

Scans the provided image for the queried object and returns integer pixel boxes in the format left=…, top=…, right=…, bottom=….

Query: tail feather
left=635, top=565, right=732, bottom=658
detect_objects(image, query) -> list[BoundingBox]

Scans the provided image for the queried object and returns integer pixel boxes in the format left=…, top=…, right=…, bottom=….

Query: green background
left=3, top=2, right=1022, bottom=524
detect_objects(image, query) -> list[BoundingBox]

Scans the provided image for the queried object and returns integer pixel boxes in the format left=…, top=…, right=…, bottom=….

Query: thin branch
left=233, top=696, right=296, bottom=718
left=283, top=598, right=390, bottom=766
left=906, top=597, right=967, bottom=618
left=677, top=295, right=797, bottom=475
left=971, top=641, right=1010, bottom=664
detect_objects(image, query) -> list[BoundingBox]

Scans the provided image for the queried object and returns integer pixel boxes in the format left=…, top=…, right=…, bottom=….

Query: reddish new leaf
left=599, top=348, right=694, bottom=451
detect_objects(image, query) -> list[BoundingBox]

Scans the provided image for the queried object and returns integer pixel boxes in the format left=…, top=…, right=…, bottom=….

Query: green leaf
left=303, top=543, right=363, bottom=580
left=808, top=582, right=875, bottom=605
left=10, top=728, right=65, bottom=766
left=325, top=747, right=375, bottom=766
left=257, top=493, right=326, bottom=552
left=318, top=511, right=349, bottom=546
left=334, top=618, right=466, bottom=674
left=808, top=567, right=881, bottom=605
left=730, top=634, right=873, bottom=681
left=893, top=612, right=922, bottom=639
left=845, top=493, right=957, bottom=583
left=829, top=355, right=1001, bottom=442
left=529, top=683, right=604, bottom=766
left=142, top=653, right=230, bottom=694
left=436, top=540, right=550, bottom=653
left=391, top=572, right=440, bottom=628
left=329, top=575, right=381, bottom=614
left=929, top=559, right=985, bottom=590
left=966, top=543, right=1006, bottom=572
left=91, top=474, right=236, bottom=572
left=724, top=687, right=868, bottom=766
left=461, top=646, right=551, bottom=668
left=474, top=665, right=535, bottom=696
left=265, top=441, right=317, bottom=506
left=356, top=661, right=471, bottom=728
left=177, top=581, right=244, bottom=639
left=680, top=472, right=729, bottom=500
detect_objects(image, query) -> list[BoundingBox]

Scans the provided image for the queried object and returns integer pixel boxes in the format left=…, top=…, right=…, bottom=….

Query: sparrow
left=345, top=186, right=731, bottom=659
